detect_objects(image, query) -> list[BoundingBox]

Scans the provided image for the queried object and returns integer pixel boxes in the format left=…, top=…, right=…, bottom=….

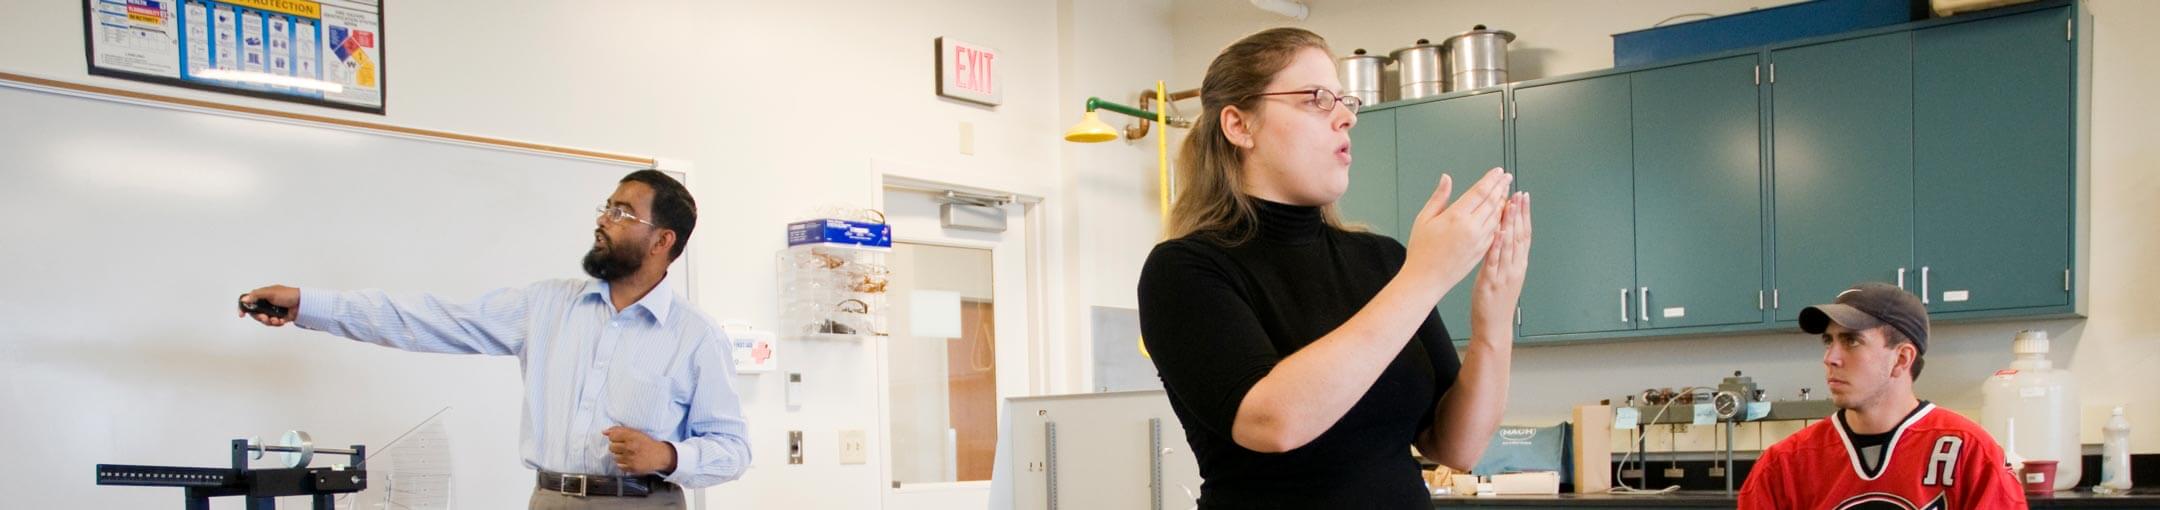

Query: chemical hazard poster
left=84, top=0, right=386, bottom=113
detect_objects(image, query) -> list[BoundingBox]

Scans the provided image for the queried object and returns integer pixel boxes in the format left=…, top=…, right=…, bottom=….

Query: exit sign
left=937, top=37, right=1001, bottom=106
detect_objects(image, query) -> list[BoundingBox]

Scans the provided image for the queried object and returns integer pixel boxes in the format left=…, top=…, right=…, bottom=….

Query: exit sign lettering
left=937, top=37, right=1002, bottom=106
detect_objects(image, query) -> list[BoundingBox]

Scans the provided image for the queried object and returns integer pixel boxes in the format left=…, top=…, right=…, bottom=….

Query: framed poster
left=83, top=0, right=386, bottom=113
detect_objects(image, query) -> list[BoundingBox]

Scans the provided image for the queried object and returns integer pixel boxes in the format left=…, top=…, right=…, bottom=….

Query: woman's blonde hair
left=1165, top=27, right=1356, bottom=245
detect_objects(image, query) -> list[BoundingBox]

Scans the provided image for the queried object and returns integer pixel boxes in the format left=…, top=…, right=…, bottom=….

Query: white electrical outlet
left=839, top=429, right=867, bottom=465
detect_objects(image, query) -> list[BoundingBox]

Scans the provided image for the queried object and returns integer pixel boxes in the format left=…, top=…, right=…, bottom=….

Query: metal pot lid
left=1444, top=24, right=1516, bottom=44
left=1342, top=48, right=1392, bottom=63
left=1389, top=38, right=1447, bottom=57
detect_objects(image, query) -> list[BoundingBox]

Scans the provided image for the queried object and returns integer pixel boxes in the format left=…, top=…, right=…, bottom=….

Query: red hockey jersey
left=1739, top=402, right=2027, bottom=509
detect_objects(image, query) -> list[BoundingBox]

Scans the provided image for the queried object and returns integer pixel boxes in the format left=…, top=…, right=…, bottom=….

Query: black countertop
left=1431, top=488, right=2160, bottom=509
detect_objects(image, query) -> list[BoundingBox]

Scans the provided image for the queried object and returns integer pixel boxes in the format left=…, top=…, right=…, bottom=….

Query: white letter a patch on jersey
left=1923, top=436, right=1963, bottom=486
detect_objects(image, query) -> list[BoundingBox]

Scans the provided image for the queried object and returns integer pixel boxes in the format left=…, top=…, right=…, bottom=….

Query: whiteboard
left=0, top=78, right=688, bottom=508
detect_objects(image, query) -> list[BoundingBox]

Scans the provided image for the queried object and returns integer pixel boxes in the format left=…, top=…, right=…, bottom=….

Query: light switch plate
left=788, top=430, right=804, bottom=465
left=959, top=122, right=975, bottom=155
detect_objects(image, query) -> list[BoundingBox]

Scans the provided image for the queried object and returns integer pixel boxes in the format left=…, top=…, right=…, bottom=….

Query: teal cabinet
left=1630, top=55, right=1766, bottom=330
left=1913, top=7, right=2074, bottom=313
left=1513, top=74, right=1637, bottom=338
left=1770, top=32, right=1916, bottom=319
left=1339, top=2, right=2081, bottom=344
left=1395, top=93, right=1506, bottom=341
left=1341, top=109, right=1400, bottom=240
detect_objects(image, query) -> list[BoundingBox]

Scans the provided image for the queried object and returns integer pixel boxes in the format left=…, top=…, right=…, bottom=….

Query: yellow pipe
left=1156, top=80, right=1169, bottom=223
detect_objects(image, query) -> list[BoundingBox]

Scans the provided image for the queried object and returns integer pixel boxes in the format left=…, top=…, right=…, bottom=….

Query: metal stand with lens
left=96, top=431, right=367, bottom=510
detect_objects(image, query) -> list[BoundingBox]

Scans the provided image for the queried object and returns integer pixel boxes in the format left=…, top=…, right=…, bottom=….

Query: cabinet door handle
left=1921, top=266, right=1931, bottom=304
left=1621, top=288, right=1631, bottom=323
left=1897, top=267, right=1907, bottom=290
left=1639, top=287, right=1651, bottom=323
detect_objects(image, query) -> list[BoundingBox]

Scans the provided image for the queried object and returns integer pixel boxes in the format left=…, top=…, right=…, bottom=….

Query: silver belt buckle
left=560, top=473, right=588, bottom=497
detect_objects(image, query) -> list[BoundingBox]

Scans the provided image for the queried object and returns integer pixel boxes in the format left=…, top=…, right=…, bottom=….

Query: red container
left=2019, top=460, right=2058, bottom=494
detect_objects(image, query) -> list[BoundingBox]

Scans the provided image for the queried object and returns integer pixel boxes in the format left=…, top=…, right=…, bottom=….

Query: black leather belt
left=537, top=471, right=667, bottom=497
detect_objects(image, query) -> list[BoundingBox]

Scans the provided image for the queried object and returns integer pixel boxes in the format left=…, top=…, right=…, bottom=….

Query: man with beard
left=239, top=170, right=746, bottom=509
left=1738, top=283, right=2023, bottom=510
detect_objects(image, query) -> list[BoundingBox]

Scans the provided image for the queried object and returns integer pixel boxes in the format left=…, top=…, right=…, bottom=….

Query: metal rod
left=251, top=445, right=359, bottom=456
left=1725, top=419, right=1736, bottom=495
left=1046, top=421, right=1059, bottom=510
left=1085, top=97, right=1158, bottom=123
left=1149, top=418, right=1164, bottom=510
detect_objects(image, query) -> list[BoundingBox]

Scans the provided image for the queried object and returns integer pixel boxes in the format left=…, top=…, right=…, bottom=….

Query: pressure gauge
left=1713, top=391, right=1744, bottom=421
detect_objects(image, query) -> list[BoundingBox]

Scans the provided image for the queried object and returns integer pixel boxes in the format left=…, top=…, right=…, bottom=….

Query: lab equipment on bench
left=97, top=431, right=366, bottom=509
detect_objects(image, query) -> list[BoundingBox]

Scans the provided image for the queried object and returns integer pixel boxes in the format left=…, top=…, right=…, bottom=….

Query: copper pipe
left=1125, top=87, right=1200, bottom=140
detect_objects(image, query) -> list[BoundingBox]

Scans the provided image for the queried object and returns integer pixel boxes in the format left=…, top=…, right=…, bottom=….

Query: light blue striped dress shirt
left=293, top=272, right=751, bottom=489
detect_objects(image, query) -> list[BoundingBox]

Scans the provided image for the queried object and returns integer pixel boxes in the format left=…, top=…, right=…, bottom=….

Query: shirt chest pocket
left=603, top=368, right=686, bottom=436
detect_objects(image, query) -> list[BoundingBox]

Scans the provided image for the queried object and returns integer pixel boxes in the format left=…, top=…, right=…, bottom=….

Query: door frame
left=871, top=163, right=1053, bottom=508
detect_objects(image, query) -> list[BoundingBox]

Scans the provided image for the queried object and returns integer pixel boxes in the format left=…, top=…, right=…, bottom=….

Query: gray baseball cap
left=1798, top=282, right=1930, bottom=353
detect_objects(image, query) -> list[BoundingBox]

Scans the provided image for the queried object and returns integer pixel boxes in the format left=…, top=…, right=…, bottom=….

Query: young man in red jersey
left=1739, top=282, right=2026, bottom=509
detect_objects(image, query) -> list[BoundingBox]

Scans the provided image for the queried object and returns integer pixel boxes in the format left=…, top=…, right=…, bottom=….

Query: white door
left=876, top=176, right=1044, bottom=510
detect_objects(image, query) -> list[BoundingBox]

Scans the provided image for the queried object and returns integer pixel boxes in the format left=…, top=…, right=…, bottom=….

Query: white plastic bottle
left=1981, top=330, right=2081, bottom=490
left=2096, top=405, right=2133, bottom=495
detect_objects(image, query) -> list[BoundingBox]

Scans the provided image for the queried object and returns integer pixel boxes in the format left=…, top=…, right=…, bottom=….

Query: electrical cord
left=1608, top=387, right=1710, bottom=495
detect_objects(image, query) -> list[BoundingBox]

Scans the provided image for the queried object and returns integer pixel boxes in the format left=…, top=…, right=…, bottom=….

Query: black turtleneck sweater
left=1137, top=199, right=1459, bottom=509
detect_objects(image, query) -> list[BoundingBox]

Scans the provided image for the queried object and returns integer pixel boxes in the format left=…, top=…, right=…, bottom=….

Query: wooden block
left=1573, top=404, right=1613, bottom=494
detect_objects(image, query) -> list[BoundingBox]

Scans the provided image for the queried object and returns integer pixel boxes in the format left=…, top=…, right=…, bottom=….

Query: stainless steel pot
left=1389, top=39, right=1447, bottom=100
left=1444, top=25, right=1515, bottom=92
left=1338, top=48, right=1389, bottom=106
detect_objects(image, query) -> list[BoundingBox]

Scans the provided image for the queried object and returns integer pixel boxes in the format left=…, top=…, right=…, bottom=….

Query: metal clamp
left=560, top=473, right=588, bottom=497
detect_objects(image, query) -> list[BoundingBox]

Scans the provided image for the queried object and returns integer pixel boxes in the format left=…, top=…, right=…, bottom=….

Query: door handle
left=1639, top=287, right=1650, bottom=323
left=1921, top=266, right=1931, bottom=304
left=1621, top=288, right=1631, bottom=323
left=1897, top=267, right=1907, bottom=290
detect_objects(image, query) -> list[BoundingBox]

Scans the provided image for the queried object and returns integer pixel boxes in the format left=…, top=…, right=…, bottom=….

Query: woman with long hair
left=1137, top=27, right=1531, bottom=508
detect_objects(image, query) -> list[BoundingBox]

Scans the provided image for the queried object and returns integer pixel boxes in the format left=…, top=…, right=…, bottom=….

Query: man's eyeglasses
left=595, top=204, right=657, bottom=227
left=1243, top=88, right=1363, bottom=114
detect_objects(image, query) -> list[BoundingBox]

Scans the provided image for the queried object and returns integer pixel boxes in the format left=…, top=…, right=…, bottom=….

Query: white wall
left=1169, top=0, right=2160, bottom=453
left=1, top=0, right=1172, bottom=508
left=1056, top=0, right=1178, bottom=391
